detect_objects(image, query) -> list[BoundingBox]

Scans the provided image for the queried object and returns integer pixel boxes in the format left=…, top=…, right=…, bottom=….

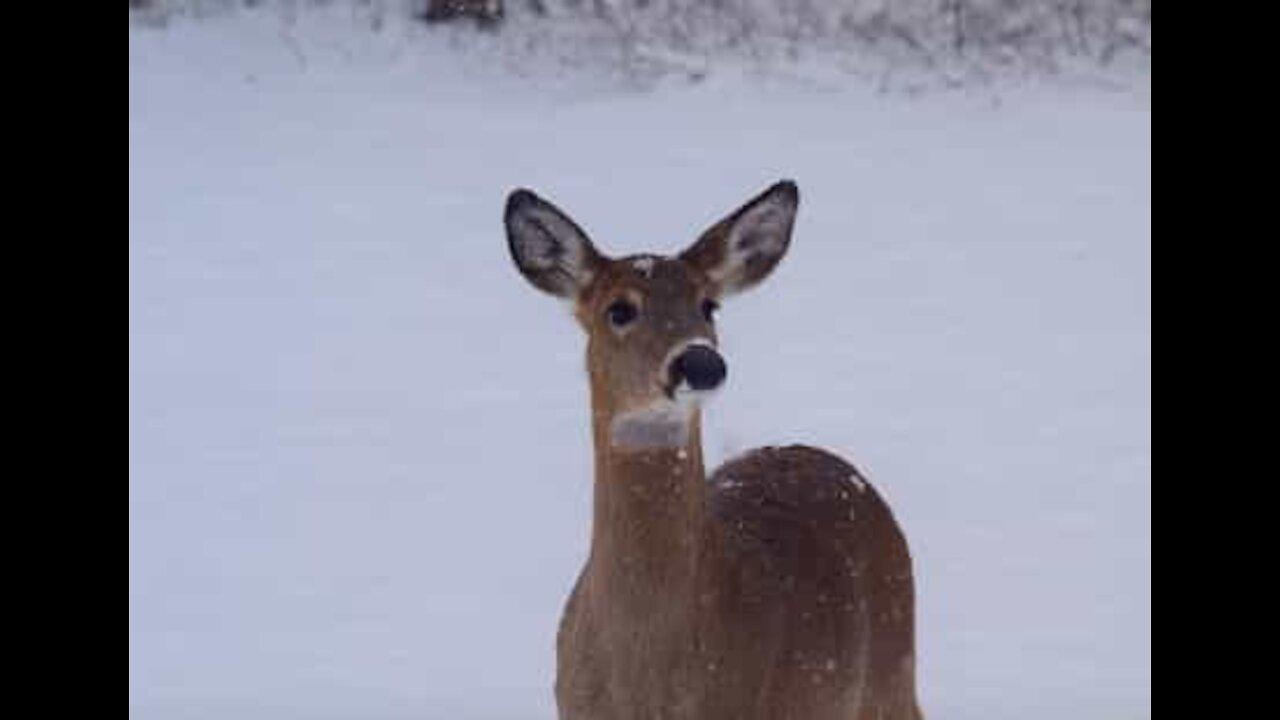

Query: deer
left=503, top=180, right=923, bottom=720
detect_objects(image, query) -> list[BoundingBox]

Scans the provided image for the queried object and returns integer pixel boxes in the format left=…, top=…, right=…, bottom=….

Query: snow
left=129, top=8, right=1150, bottom=720
left=630, top=256, right=657, bottom=276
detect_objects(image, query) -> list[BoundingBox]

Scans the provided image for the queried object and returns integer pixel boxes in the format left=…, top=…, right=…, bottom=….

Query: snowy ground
left=129, top=9, right=1150, bottom=719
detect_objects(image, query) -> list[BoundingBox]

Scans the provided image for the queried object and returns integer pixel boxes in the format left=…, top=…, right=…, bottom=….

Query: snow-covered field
left=129, top=9, right=1150, bottom=719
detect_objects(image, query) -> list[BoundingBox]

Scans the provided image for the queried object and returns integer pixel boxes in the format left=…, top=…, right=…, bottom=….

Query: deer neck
left=587, top=393, right=708, bottom=608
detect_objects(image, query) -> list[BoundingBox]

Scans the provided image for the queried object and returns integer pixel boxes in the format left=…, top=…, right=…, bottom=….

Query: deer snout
left=668, top=344, right=727, bottom=394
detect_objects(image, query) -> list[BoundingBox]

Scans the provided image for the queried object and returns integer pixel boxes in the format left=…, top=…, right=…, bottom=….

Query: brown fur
left=505, top=182, right=923, bottom=720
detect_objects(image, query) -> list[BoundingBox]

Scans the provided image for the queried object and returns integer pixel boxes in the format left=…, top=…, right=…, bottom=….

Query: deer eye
left=607, top=300, right=638, bottom=328
left=701, top=299, right=719, bottom=322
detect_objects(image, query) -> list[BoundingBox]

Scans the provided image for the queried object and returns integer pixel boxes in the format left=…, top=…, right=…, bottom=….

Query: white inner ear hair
left=703, top=199, right=792, bottom=288
left=728, top=200, right=790, bottom=257
left=515, top=207, right=594, bottom=285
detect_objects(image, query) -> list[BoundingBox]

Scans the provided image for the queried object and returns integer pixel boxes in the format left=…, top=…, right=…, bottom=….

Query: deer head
left=504, top=180, right=799, bottom=450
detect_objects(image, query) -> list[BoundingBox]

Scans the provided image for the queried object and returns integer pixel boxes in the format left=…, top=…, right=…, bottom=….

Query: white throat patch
left=609, top=397, right=697, bottom=450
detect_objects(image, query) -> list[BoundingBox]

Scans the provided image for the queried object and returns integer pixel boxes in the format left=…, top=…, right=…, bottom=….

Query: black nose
left=670, top=345, right=727, bottom=392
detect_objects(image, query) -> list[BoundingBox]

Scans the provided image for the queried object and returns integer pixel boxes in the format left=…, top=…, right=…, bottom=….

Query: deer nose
left=669, top=344, right=727, bottom=393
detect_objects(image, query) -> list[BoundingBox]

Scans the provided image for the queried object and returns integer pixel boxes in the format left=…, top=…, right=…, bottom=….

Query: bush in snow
left=129, top=0, right=1150, bottom=84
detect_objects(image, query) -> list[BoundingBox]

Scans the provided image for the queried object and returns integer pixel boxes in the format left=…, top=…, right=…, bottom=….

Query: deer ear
left=679, top=180, right=798, bottom=297
left=505, top=189, right=605, bottom=299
